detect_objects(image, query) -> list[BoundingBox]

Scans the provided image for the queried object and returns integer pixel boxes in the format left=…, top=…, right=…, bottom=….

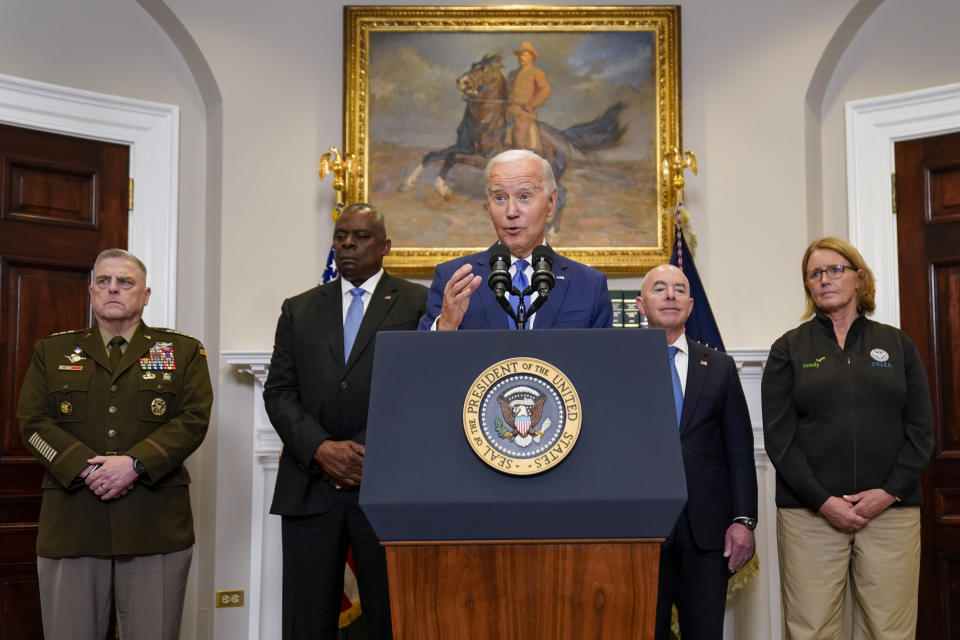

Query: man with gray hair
left=418, top=149, right=612, bottom=330
left=17, top=248, right=212, bottom=640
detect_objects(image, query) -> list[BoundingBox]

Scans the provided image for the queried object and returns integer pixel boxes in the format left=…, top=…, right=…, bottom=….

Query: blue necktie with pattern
left=510, top=259, right=530, bottom=329
left=343, top=288, right=365, bottom=362
left=668, top=345, right=684, bottom=427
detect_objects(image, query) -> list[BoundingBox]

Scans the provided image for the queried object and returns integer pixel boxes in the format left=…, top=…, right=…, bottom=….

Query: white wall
left=820, top=0, right=960, bottom=240
left=3, top=0, right=959, bottom=638
left=165, top=0, right=868, bottom=353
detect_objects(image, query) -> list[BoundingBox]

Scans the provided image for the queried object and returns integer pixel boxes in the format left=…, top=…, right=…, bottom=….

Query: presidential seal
left=463, top=357, right=582, bottom=476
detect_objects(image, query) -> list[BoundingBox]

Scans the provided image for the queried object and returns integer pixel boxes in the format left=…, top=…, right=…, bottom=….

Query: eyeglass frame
left=804, top=264, right=859, bottom=282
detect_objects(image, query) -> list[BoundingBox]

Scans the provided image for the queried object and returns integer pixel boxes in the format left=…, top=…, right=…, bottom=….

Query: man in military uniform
left=17, top=248, right=212, bottom=640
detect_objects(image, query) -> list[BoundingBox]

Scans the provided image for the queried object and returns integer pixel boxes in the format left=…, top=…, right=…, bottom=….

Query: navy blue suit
left=655, top=338, right=757, bottom=640
left=418, top=244, right=613, bottom=330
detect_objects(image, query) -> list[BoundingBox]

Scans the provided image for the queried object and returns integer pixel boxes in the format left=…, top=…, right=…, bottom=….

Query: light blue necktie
left=343, top=287, right=365, bottom=362
left=668, top=345, right=684, bottom=427
left=510, top=259, right=530, bottom=329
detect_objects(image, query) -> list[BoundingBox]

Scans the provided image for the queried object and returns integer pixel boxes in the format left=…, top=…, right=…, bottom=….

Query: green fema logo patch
left=802, top=356, right=826, bottom=369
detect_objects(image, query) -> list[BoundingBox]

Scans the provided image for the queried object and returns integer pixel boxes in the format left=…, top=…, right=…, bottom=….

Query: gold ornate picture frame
left=344, top=5, right=681, bottom=274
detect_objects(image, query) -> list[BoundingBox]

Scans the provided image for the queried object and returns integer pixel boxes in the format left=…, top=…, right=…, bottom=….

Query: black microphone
left=487, top=249, right=511, bottom=299
left=531, top=245, right=555, bottom=299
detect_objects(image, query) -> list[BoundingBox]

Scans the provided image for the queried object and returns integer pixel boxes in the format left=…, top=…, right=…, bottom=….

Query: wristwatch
left=732, top=516, right=757, bottom=531
left=131, top=457, right=147, bottom=477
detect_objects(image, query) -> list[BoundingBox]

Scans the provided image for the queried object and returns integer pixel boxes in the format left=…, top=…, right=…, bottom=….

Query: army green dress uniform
left=17, top=321, right=211, bottom=637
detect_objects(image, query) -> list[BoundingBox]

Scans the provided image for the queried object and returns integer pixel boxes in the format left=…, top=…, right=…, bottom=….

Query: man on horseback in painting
left=399, top=52, right=625, bottom=238
left=507, top=41, right=552, bottom=152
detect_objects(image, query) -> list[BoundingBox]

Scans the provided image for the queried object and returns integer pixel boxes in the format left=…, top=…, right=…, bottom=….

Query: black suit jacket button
left=339, top=381, right=349, bottom=390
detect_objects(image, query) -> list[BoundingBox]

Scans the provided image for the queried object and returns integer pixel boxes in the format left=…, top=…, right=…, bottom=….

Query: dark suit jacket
left=677, top=339, right=757, bottom=550
left=265, top=273, right=428, bottom=516
left=417, top=244, right=612, bottom=330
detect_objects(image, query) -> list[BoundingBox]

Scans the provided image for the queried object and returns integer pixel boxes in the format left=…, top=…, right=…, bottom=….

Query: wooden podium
left=384, top=540, right=660, bottom=639
left=362, top=330, right=686, bottom=640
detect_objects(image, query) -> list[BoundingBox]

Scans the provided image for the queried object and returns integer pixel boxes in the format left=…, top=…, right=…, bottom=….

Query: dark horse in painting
left=399, top=53, right=626, bottom=235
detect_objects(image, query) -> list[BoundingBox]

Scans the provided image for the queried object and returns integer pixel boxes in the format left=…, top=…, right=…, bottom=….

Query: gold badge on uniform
left=59, top=401, right=73, bottom=415
left=142, top=371, right=157, bottom=380
left=150, top=397, right=167, bottom=416
left=161, top=372, right=173, bottom=382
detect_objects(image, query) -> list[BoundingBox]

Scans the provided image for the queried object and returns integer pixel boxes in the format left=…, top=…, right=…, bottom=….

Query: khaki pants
left=38, top=547, right=193, bottom=640
left=777, top=507, right=920, bottom=640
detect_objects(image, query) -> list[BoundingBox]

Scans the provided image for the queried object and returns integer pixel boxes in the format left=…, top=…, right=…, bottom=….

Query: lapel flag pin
left=384, top=295, right=392, bottom=300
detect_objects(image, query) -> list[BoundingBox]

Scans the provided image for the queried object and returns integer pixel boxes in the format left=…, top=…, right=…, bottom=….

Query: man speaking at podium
left=418, top=149, right=612, bottom=330
left=636, top=264, right=757, bottom=640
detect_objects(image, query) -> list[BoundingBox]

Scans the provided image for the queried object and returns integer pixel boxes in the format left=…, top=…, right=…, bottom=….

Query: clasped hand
left=81, top=455, right=137, bottom=501
left=819, top=488, right=897, bottom=532
left=315, top=440, right=365, bottom=488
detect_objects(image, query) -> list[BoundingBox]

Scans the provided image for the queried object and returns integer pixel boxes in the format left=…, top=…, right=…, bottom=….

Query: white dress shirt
left=669, top=332, right=689, bottom=396
left=340, top=268, right=384, bottom=324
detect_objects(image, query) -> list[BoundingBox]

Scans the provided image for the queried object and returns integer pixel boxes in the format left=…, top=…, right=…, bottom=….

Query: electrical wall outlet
left=215, top=589, right=244, bottom=608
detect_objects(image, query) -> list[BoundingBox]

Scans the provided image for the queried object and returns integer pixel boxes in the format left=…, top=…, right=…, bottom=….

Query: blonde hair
left=800, top=237, right=875, bottom=318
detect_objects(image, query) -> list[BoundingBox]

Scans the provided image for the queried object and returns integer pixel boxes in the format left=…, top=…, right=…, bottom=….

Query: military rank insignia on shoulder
left=152, top=327, right=205, bottom=355
left=46, top=328, right=85, bottom=338
left=153, top=327, right=193, bottom=338
left=462, top=357, right=582, bottom=476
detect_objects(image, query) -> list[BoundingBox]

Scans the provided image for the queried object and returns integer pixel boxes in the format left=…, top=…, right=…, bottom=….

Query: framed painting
left=344, top=5, right=681, bottom=274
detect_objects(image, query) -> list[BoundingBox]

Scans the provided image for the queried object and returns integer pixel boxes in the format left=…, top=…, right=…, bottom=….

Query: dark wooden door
left=0, top=123, right=128, bottom=639
left=895, top=129, right=960, bottom=640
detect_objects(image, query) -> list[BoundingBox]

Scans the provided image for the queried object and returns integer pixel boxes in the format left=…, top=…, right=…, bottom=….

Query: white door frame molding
left=845, top=82, right=960, bottom=327
left=0, top=73, right=179, bottom=327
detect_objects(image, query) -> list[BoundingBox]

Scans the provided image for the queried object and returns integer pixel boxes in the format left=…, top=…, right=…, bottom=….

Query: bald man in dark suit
left=265, top=204, right=427, bottom=640
left=636, top=264, right=757, bottom=640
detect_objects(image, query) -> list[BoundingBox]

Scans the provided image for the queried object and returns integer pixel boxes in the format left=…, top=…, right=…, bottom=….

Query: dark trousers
left=281, top=503, right=393, bottom=640
left=654, top=509, right=729, bottom=640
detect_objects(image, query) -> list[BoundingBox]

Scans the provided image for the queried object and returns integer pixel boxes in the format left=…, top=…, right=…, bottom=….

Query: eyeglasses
left=805, top=264, right=857, bottom=282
